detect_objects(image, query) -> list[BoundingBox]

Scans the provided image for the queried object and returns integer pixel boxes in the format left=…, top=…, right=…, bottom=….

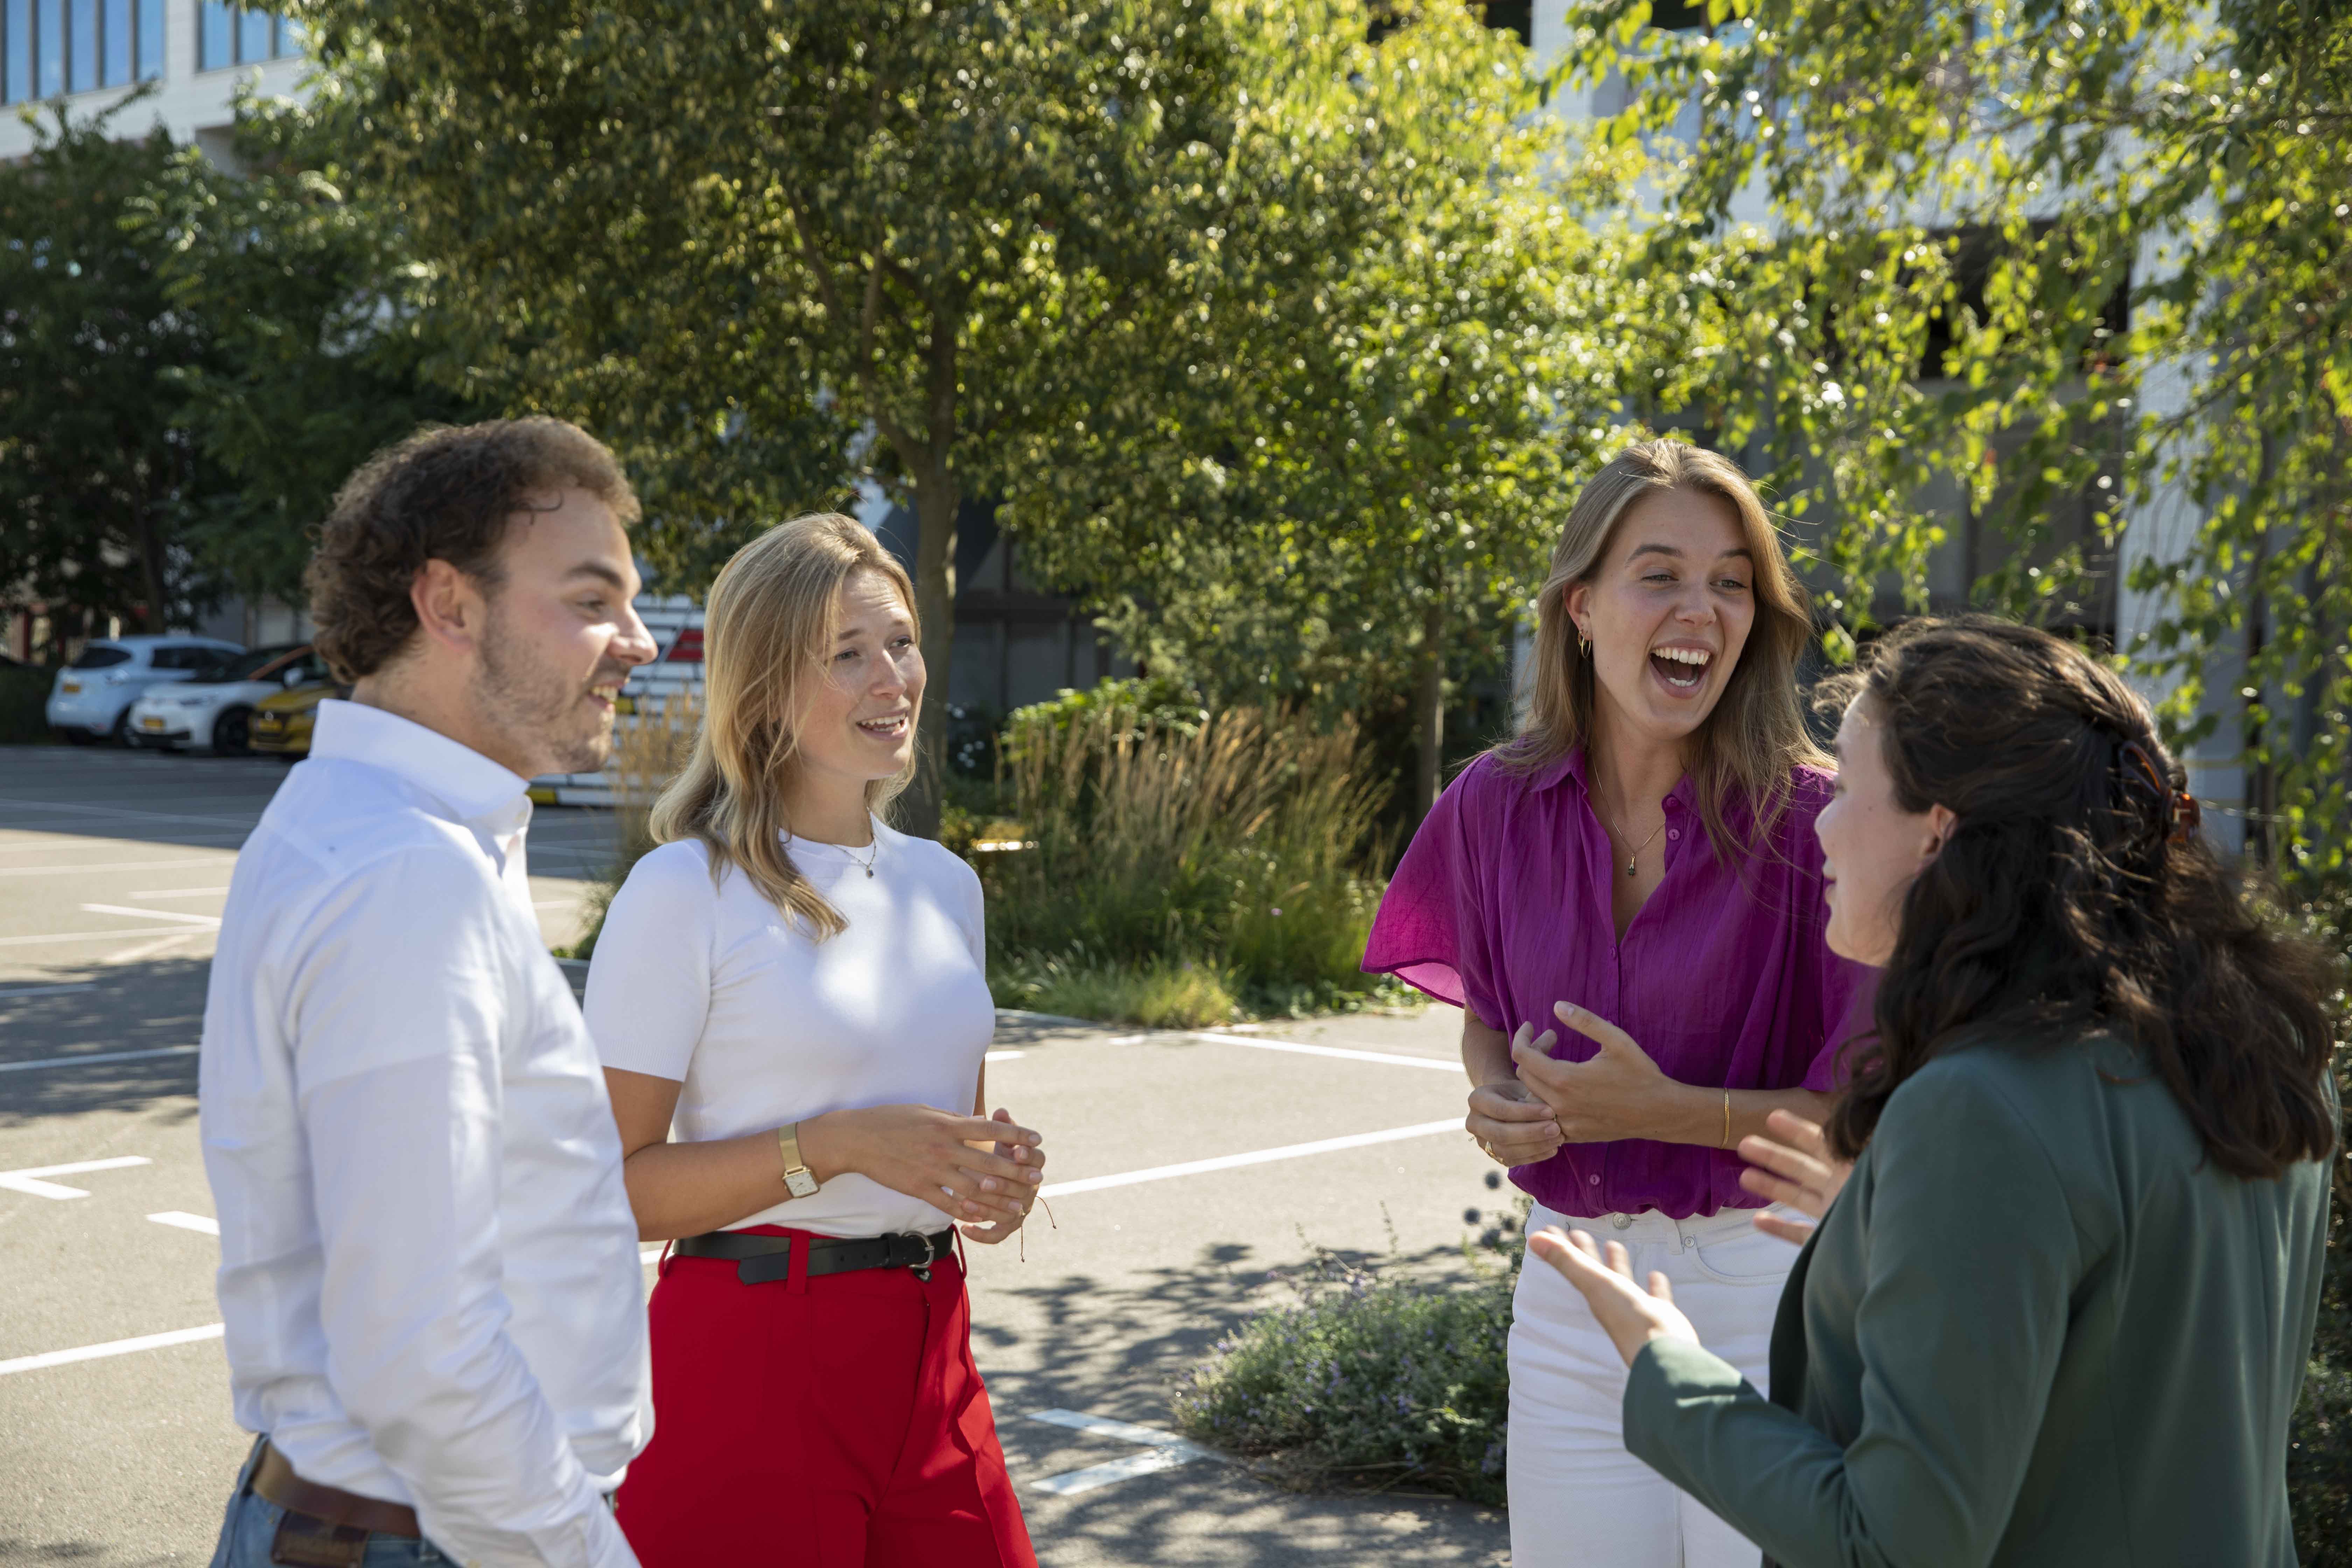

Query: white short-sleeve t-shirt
left=583, top=819, right=994, bottom=1238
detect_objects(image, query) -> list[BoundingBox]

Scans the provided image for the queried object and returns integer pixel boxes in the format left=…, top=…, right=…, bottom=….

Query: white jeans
left=1508, top=1202, right=1792, bottom=1568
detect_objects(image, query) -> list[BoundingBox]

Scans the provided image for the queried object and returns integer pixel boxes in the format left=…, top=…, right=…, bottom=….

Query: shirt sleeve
left=1360, top=761, right=1502, bottom=1026
left=291, top=851, right=640, bottom=1568
left=1802, top=951, right=1877, bottom=1093
left=584, top=843, right=715, bottom=1082
left=1620, top=1064, right=2080, bottom=1567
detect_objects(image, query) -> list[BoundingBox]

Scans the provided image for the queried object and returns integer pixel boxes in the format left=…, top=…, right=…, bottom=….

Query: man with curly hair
left=197, top=418, right=661, bottom=1567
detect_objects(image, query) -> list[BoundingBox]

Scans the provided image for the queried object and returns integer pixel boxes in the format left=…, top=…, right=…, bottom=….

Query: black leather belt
left=673, top=1228, right=955, bottom=1286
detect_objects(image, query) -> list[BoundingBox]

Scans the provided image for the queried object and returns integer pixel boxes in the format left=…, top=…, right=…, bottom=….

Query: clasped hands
left=805, top=1104, right=1046, bottom=1245
left=1525, top=1110, right=1853, bottom=1367
left=1467, top=1001, right=1679, bottom=1163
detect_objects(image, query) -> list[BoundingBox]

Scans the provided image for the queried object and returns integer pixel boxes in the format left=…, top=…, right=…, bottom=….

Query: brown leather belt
left=251, top=1440, right=421, bottom=1538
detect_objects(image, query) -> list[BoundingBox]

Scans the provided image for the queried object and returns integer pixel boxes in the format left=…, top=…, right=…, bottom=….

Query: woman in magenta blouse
left=1364, top=439, right=1867, bottom=1568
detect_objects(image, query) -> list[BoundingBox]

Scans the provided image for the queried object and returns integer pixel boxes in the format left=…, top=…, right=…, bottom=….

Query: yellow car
left=248, top=681, right=348, bottom=758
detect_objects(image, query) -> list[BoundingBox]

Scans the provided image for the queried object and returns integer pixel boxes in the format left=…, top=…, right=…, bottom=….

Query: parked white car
left=45, top=636, right=245, bottom=744
left=530, top=594, right=705, bottom=805
left=123, top=643, right=328, bottom=755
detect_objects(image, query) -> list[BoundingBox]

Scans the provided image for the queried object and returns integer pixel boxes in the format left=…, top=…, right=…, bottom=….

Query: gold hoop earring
left=1577, top=631, right=1592, bottom=659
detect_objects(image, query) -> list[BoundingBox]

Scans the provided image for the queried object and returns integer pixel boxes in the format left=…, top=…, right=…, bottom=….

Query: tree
left=0, top=100, right=228, bottom=636
left=291, top=0, right=1248, bottom=832
left=140, top=98, right=480, bottom=608
left=1003, top=1, right=1625, bottom=818
left=1553, top=0, right=2352, bottom=874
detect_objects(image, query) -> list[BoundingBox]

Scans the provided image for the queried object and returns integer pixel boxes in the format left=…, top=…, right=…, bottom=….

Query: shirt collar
left=1533, top=745, right=1698, bottom=812
left=309, top=698, right=534, bottom=829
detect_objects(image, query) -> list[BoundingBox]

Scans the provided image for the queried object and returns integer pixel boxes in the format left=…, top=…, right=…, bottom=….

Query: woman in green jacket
left=1530, top=615, right=2339, bottom=1567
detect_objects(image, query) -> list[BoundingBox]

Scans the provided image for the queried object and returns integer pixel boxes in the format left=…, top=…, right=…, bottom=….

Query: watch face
left=784, top=1169, right=819, bottom=1199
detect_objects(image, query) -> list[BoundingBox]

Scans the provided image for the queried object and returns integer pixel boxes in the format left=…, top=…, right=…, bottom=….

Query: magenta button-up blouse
left=1363, top=747, right=1869, bottom=1221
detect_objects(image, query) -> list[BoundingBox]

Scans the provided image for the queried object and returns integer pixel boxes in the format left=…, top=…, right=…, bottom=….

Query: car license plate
left=141, top=716, right=166, bottom=730
left=61, top=680, right=80, bottom=694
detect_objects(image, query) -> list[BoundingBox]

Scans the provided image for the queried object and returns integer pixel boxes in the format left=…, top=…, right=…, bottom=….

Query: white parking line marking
left=1028, top=1408, right=1202, bottom=1447
left=80, top=904, right=222, bottom=928
left=0, top=1156, right=153, bottom=1199
left=1033, top=1447, right=1206, bottom=1495
left=0, top=797, right=255, bottom=829
left=0, top=1045, right=197, bottom=1074
left=148, top=1211, right=220, bottom=1236
left=0, top=926, right=215, bottom=948
left=983, top=1050, right=1026, bottom=1063
left=106, top=931, right=200, bottom=964
left=1026, top=1407, right=1222, bottom=1496
left=1037, top=1120, right=1460, bottom=1199
left=1177, top=1032, right=1459, bottom=1072
left=126, top=887, right=231, bottom=899
left=0, top=1323, right=223, bottom=1377
left=0, top=982, right=97, bottom=1000
left=0, top=858, right=226, bottom=878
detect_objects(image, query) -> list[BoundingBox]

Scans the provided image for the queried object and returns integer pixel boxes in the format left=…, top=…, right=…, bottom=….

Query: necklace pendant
left=864, top=866, right=874, bottom=878
left=1626, top=859, right=1638, bottom=878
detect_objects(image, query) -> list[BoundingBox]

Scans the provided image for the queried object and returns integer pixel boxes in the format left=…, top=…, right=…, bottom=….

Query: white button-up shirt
left=200, top=700, right=648, bottom=1567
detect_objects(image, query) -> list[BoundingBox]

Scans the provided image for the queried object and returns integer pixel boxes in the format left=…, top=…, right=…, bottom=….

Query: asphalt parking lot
left=0, top=744, right=1510, bottom=1567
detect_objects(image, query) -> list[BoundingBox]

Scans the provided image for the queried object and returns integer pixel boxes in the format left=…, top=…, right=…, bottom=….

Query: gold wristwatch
left=778, top=1122, right=820, bottom=1199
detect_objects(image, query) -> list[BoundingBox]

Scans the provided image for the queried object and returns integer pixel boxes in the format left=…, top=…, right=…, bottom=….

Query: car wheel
left=57, top=727, right=94, bottom=746
left=212, top=707, right=252, bottom=755
left=108, top=710, right=133, bottom=747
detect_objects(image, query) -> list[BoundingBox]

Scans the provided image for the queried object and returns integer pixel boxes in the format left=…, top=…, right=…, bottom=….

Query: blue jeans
left=208, top=1439, right=451, bottom=1566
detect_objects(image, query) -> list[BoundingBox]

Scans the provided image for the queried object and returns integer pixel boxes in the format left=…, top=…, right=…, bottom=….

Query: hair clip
left=2120, top=740, right=2198, bottom=845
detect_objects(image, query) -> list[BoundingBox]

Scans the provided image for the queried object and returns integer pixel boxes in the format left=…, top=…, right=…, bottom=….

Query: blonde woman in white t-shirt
left=585, top=513, right=1045, bottom=1568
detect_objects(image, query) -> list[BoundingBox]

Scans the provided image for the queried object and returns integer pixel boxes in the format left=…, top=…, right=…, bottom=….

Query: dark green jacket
left=1622, top=1030, right=2330, bottom=1566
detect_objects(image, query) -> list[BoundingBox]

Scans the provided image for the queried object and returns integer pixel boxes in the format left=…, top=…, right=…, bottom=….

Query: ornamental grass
left=979, top=693, right=1395, bottom=1021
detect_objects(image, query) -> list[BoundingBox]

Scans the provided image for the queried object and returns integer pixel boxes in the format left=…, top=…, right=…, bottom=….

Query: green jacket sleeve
left=1622, top=1063, right=2082, bottom=1568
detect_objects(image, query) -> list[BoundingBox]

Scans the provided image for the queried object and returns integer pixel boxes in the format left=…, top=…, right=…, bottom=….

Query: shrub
left=991, top=946, right=1240, bottom=1029
left=981, top=694, right=1394, bottom=1013
left=1173, top=1177, right=1526, bottom=1503
left=2290, top=877, right=2352, bottom=1563
left=998, top=674, right=1207, bottom=762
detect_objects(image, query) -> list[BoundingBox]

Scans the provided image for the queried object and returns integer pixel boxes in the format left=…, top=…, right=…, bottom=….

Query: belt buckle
left=907, top=1230, right=943, bottom=1282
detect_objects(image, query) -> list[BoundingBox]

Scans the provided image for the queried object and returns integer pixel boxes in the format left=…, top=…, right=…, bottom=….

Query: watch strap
left=778, top=1122, right=819, bottom=1198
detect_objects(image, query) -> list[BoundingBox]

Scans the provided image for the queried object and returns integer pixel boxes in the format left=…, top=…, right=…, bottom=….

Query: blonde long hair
left=650, top=513, right=920, bottom=939
left=1496, top=439, right=1829, bottom=861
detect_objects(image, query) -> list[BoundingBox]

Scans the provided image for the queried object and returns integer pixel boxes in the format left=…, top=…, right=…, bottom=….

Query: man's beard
left=473, top=605, right=616, bottom=776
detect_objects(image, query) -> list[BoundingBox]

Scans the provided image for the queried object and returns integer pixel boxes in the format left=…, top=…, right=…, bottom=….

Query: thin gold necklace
left=788, top=827, right=878, bottom=878
left=1593, top=788, right=1666, bottom=878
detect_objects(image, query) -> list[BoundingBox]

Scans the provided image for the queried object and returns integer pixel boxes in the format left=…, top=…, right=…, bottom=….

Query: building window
left=0, top=0, right=168, bottom=102
left=197, top=2, right=294, bottom=71
left=3, top=0, right=30, bottom=103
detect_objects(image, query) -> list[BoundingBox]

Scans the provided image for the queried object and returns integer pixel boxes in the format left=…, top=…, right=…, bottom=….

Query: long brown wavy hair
left=1820, top=616, right=2337, bottom=1178
left=1494, top=439, right=1828, bottom=862
left=650, top=513, right=919, bottom=939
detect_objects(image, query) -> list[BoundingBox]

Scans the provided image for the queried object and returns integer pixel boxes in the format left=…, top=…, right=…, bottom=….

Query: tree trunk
left=134, top=496, right=169, bottom=632
left=903, top=456, right=961, bottom=839
left=1412, top=597, right=1444, bottom=822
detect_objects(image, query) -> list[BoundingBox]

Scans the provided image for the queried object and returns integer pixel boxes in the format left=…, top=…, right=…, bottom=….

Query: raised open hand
left=1527, top=1225, right=1704, bottom=1367
left=1737, top=1109, right=1851, bottom=1246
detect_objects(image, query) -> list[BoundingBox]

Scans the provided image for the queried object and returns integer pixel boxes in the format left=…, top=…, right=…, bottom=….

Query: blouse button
left=1588, top=1175, right=1601, bottom=1185
left=1667, top=828, right=1681, bottom=841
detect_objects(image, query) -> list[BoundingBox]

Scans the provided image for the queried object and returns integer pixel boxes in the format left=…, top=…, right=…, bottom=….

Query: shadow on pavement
left=989, top=1240, right=1510, bottom=1566
left=0, top=956, right=208, bottom=1126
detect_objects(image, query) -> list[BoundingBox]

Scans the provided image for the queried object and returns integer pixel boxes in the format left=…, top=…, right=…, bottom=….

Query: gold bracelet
left=1721, top=1090, right=1732, bottom=1149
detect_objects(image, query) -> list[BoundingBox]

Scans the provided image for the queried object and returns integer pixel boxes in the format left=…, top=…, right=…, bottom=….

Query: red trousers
left=616, top=1227, right=1037, bottom=1568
